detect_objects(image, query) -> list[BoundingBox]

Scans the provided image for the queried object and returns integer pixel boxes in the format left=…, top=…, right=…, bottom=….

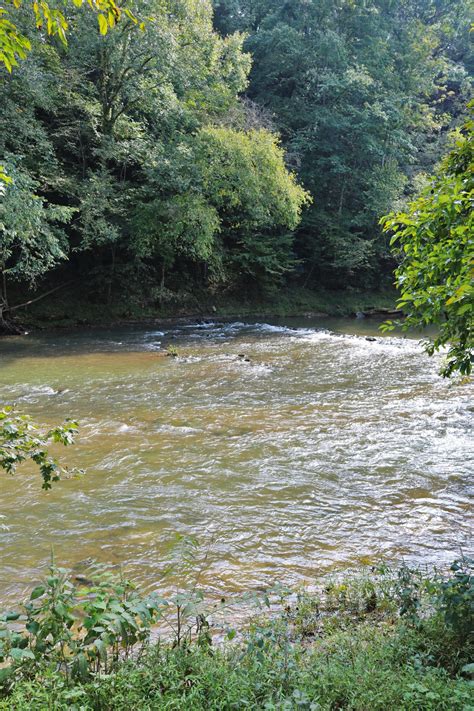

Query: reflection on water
left=0, top=318, right=472, bottom=604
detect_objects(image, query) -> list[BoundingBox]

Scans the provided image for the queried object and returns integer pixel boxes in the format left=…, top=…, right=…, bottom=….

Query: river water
left=0, top=318, right=472, bottom=604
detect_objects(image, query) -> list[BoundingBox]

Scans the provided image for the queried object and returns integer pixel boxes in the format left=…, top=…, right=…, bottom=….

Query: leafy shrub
left=0, top=537, right=230, bottom=691
left=1, top=562, right=474, bottom=709
left=0, top=565, right=164, bottom=688
left=437, top=557, right=474, bottom=644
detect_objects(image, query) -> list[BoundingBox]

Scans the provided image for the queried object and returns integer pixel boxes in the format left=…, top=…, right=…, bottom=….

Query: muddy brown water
left=0, top=318, right=472, bottom=606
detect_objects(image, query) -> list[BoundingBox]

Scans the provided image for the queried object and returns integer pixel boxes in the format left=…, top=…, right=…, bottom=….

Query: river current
left=0, top=318, right=472, bottom=604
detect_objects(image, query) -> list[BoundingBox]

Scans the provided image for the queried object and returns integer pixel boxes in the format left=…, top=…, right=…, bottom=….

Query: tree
left=212, top=0, right=473, bottom=290
left=381, top=102, right=473, bottom=377
left=0, top=163, right=73, bottom=330
left=194, top=126, right=311, bottom=291
left=1, top=0, right=311, bottom=313
left=3, top=0, right=470, bottom=315
left=133, top=127, right=311, bottom=293
left=0, top=0, right=145, bottom=190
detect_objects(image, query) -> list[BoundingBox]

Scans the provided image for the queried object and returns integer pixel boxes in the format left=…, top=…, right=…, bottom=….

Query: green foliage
left=0, top=165, right=11, bottom=188
left=196, top=127, right=310, bottom=290
left=381, top=103, right=473, bottom=376
left=0, top=407, right=78, bottom=489
left=0, top=539, right=230, bottom=690
left=132, top=193, right=220, bottom=282
left=0, top=563, right=164, bottom=688
left=0, top=0, right=142, bottom=73
left=133, top=127, right=310, bottom=292
left=435, top=558, right=474, bottom=645
left=1, top=0, right=310, bottom=306
left=391, top=558, right=474, bottom=674
left=213, top=0, right=473, bottom=289
left=1, top=0, right=473, bottom=313
left=0, top=163, right=72, bottom=301
left=0, top=564, right=473, bottom=710
left=0, top=5, right=32, bottom=73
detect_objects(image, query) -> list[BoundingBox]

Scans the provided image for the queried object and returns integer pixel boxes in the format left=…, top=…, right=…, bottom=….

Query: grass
left=5, top=630, right=470, bottom=711
left=1, top=564, right=473, bottom=710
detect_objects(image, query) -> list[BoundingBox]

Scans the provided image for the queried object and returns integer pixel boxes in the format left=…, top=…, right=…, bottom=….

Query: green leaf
left=0, top=667, right=13, bottom=683
left=30, top=586, right=45, bottom=600
left=98, top=14, right=108, bottom=35
left=10, top=647, right=34, bottom=662
left=4, top=612, right=20, bottom=621
left=462, top=663, right=474, bottom=676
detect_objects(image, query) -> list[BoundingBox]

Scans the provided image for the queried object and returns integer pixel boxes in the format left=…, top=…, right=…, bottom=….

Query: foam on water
left=0, top=318, right=471, bottom=601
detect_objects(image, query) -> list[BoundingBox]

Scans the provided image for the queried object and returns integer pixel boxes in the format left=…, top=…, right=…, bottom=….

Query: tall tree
left=213, top=0, right=473, bottom=289
left=0, top=0, right=309, bottom=321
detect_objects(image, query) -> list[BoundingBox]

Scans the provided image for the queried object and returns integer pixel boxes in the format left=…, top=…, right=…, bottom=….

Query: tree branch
left=5, top=281, right=75, bottom=313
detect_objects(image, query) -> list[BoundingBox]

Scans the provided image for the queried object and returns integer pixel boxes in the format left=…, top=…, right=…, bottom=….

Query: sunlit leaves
left=132, top=126, right=310, bottom=292
left=0, top=407, right=79, bottom=489
left=0, top=8, right=31, bottom=72
left=213, top=0, right=473, bottom=288
left=164, top=127, right=310, bottom=290
left=98, top=12, right=108, bottom=34
left=0, top=0, right=138, bottom=72
left=381, top=102, right=473, bottom=377
left=0, top=164, right=12, bottom=193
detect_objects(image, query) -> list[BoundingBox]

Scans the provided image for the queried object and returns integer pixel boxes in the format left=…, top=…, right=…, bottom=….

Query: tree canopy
left=0, top=0, right=472, bottom=329
left=1, top=0, right=309, bottom=324
left=213, top=0, right=473, bottom=289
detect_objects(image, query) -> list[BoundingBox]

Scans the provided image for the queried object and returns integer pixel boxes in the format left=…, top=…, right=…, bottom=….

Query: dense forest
left=0, top=0, right=472, bottom=323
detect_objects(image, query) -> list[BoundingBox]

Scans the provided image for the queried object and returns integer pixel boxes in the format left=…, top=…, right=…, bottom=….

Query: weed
left=0, top=563, right=473, bottom=710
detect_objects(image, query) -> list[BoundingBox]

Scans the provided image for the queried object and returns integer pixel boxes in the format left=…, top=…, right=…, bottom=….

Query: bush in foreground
left=0, top=559, right=473, bottom=710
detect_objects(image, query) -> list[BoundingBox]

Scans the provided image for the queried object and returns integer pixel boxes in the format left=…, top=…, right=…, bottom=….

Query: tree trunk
left=159, top=263, right=166, bottom=307
left=1, top=268, right=8, bottom=309
left=107, top=244, right=116, bottom=305
left=0, top=271, right=20, bottom=333
left=338, top=179, right=346, bottom=218
left=0, top=300, right=22, bottom=335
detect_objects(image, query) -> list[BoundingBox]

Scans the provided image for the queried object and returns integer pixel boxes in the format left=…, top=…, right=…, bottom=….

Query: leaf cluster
left=1, top=561, right=473, bottom=709
left=0, top=407, right=78, bottom=489
left=0, top=0, right=144, bottom=72
left=381, top=103, right=473, bottom=376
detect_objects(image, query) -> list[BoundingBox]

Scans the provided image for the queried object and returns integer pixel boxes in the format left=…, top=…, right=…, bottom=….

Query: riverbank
left=10, top=286, right=398, bottom=332
left=0, top=562, right=472, bottom=710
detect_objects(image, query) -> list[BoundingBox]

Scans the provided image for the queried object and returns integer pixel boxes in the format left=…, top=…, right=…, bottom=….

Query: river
left=0, top=318, right=472, bottom=605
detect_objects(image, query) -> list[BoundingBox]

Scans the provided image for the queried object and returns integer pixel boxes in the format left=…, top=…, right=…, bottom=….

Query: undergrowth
left=0, top=557, right=472, bottom=710
left=18, top=286, right=397, bottom=330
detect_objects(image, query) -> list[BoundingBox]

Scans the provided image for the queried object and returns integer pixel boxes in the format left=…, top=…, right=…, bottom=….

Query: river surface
left=0, top=318, right=472, bottom=605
